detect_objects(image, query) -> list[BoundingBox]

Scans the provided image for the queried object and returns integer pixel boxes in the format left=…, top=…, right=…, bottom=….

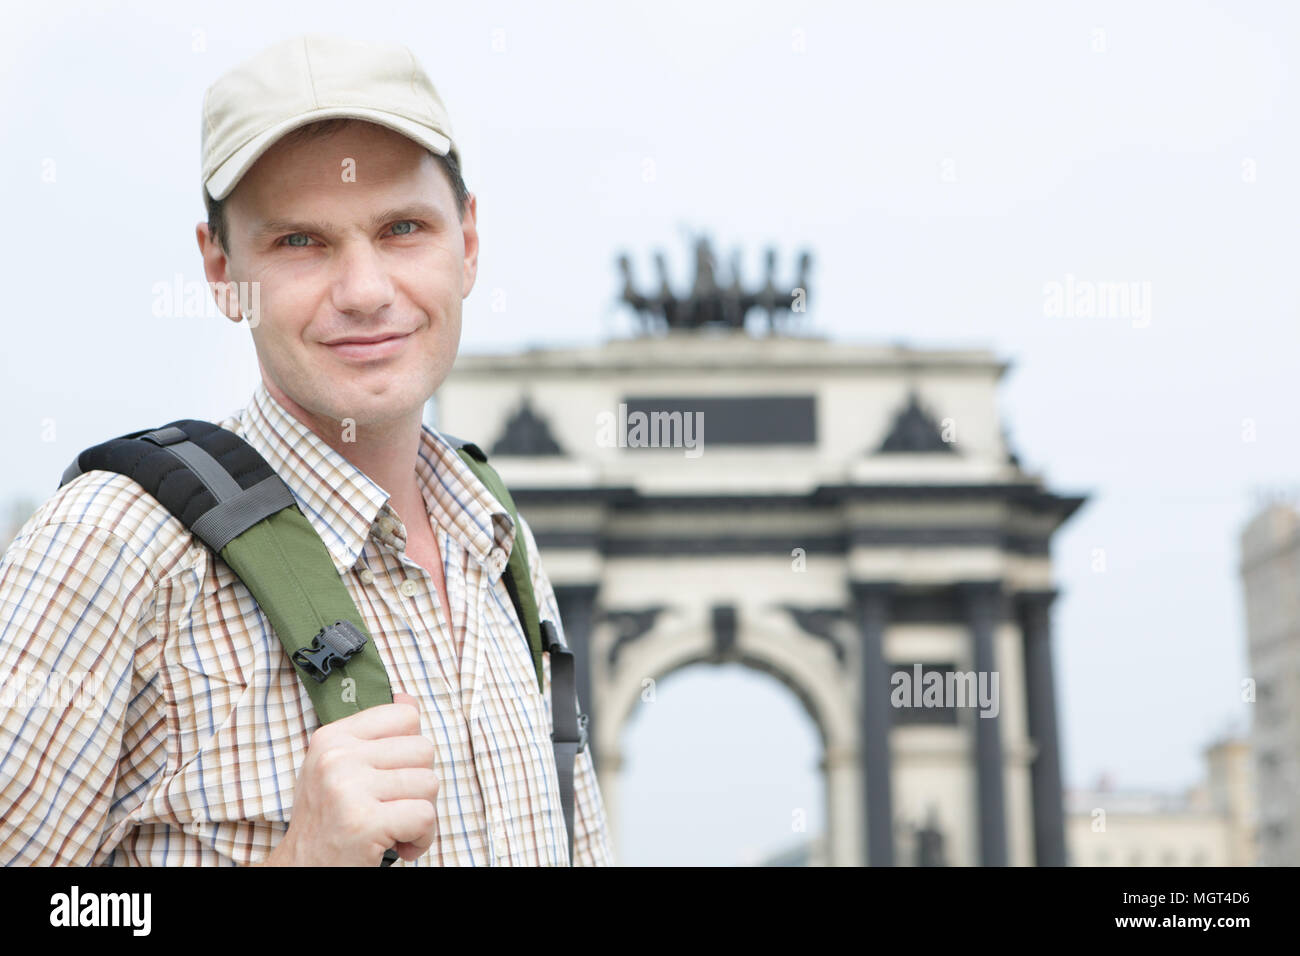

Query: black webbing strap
left=190, top=476, right=299, bottom=553
left=58, top=420, right=297, bottom=547
left=541, top=620, right=589, bottom=867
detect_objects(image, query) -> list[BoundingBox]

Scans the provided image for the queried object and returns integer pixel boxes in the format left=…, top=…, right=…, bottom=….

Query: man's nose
left=331, top=240, right=396, bottom=316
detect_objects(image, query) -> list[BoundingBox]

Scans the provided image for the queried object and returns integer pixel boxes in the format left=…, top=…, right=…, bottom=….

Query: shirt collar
left=235, top=380, right=513, bottom=575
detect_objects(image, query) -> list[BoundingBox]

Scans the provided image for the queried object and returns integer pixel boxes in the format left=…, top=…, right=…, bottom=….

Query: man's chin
left=315, top=389, right=431, bottom=429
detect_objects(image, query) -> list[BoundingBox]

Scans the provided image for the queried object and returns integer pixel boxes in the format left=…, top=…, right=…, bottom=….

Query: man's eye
left=389, top=220, right=420, bottom=236
left=281, top=233, right=312, bottom=247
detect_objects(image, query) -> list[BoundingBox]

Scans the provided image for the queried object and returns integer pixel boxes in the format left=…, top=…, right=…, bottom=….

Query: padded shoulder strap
left=59, top=421, right=394, bottom=723
left=63, top=420, right=406, bottom=867
left=61, top=421, right=290, bottom=547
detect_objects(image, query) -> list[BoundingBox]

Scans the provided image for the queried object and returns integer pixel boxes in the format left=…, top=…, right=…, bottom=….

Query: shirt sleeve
left=516, top=513, right=614, bottom=867
left=0, top=520, right=155, bottom=865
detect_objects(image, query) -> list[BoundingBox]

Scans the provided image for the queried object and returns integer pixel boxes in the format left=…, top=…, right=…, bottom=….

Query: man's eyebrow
left=250, top=203, right=447, bottom=240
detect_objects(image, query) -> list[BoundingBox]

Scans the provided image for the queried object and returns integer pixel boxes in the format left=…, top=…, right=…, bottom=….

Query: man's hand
left=260, top=692, right=440, bottom=866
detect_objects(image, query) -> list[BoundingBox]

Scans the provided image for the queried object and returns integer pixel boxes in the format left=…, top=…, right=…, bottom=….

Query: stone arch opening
left=595, top=612, right=862, bottom=865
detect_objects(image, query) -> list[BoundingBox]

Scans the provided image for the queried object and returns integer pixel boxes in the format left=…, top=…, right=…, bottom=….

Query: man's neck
left=264, top=380, right=430, bottom=535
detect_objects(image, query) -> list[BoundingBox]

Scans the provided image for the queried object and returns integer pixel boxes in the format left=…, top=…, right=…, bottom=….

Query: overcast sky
left=2, top=0, right=1297, bottom=865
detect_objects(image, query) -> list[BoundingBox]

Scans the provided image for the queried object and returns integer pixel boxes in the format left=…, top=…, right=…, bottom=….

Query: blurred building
left=759, top=833, right=829, bottom=866
left=1239, top=503, right=1300, bottom=865
left=761, top=803, right=964, bottom=866
left=1065, top=737, right=1256, bottom=866
left=433, top=319, right=1085, bottom=865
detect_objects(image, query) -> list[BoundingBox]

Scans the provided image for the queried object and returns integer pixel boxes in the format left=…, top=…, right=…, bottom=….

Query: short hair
left=203, top=117, right=470, bottom=253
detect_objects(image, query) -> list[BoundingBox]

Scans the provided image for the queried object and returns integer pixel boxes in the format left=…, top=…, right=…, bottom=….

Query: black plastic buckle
left=551, top=710, right=590, bottom=753
left=292, top=620, right=368, bottom=683
left=539, top=619, right=562, bottom=654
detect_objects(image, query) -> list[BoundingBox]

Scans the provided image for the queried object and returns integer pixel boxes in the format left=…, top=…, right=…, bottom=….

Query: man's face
left=197, top=120, right=477, bottom=436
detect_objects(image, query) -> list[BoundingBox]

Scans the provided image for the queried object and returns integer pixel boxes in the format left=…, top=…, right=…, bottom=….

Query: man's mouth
left=323, top=332, right=411, bottom=362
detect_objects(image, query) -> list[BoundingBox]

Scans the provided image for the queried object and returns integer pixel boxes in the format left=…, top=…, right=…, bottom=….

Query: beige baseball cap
left=200, top=33, right=460, bottom=203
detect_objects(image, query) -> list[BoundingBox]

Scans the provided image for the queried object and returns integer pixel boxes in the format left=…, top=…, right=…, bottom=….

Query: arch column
left=850, top=581, right=895, bottom=866
left=1018, top=589, right=1066, bottom=866
left=822, top=743, right=863, bottom=866
left=959, top=580, right=1008, bottom=866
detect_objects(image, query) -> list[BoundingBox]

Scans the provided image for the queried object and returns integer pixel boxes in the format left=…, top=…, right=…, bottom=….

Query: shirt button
left=399, top=579, right=418, bottom=597
left=359, top=568, right=375, bottom=584
left=378, top=515, right=396, bottom=535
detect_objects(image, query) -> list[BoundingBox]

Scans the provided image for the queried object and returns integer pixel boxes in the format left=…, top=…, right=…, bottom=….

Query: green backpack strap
left=220, top=509, right=394, bottom=719
left=443, top=434, right=589, bottom=866
left=61, top=420, right=587, bottom=865
left=59, top=421, right=393, bottom=719
left=60, top=421, right=398, bottom=860
left=446, top=438, right=545, bottom=694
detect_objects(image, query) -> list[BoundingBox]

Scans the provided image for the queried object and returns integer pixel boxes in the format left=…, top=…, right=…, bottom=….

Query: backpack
left=59, top=420, right=588, bottom=867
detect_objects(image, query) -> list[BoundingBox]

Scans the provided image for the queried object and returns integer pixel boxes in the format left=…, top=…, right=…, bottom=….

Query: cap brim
left=205, top=107, right=453, bottom=201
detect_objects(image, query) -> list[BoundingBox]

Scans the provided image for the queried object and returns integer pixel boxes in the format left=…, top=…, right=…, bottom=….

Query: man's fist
left=260, top=692, right=441, bottom=866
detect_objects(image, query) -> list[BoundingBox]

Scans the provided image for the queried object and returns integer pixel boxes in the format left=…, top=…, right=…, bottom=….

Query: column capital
left=1013, top=588, right=1060, bottom=612
left=952, top=579, right=1005, bottom=596
left=954, top=580, right=1009, bottom=620
left=849, top=580, right=898, bottom=602
left=552, top=582, right=601, bottom=601
left=1014, top=589, right=1059, bottom=641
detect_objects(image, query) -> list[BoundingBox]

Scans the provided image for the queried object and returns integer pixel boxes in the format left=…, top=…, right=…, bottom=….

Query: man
left=0, top=33, right=612, bottom=866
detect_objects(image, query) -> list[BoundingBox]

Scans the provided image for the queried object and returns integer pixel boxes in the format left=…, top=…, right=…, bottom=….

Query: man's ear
left=196, top=221, right=243, bottom=324
left=461, top=192, right=479, bottom=299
